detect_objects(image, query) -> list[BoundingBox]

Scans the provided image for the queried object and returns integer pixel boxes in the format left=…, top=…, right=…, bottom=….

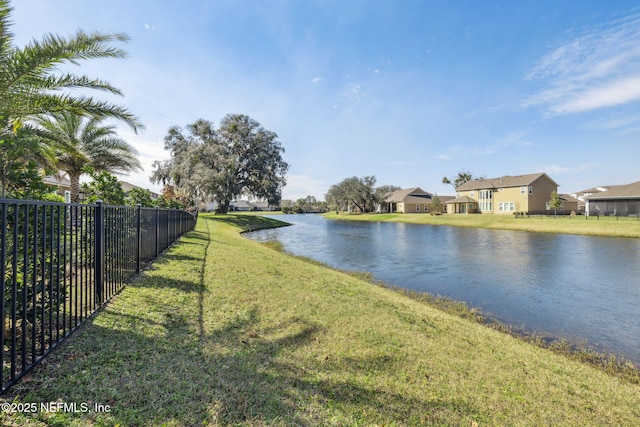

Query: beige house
left=42, top=175, right=80, bottom=202
left=555, top=194, right=579, bottom=212
left=446, top=173, right=558, bottom=214
left=385, top=187, right=435, bottom=213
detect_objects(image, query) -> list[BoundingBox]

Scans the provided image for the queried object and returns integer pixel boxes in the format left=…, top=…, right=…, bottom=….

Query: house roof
left=385, top=187, right=433, bottom=203
left=573, top=186, right=613, bottom=195
left=558, top=194, right=580, bottom=203
left=456, top=172, right=558, bottom=191
left=231, top=200, right=256, bottom=209
left=584, top=181, right=640, bottom=200
left=252, top=201, right=276, bottom=208
left=446, top=195, right=477, bottom=204
left=42, top=175, right=71, bottom=188
left=436, top=195, right=455, bottom=203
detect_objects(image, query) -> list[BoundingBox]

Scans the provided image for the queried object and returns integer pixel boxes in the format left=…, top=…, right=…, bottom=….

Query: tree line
left=325, top=176, right=400, bottom=213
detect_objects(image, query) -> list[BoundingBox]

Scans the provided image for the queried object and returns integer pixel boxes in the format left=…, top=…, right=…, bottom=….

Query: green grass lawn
left=2, top=214, right=639, bottom=426
left=324, top=211, right=640, bottom=237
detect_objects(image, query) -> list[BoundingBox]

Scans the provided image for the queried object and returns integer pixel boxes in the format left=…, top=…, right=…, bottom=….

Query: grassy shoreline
left=323, top=211, right=640, bottom=238
left=3, top=214, right=639, bottom=426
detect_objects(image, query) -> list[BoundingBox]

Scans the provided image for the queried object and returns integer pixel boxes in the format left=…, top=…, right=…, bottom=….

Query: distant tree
left=548, top=191, right=562, bottom=217
left=152, top=115, right=288, bottom=214
left=430, top=195, right=443, bottom=214
left=126, top=187, right=155, bottom=207
left=291, top=195, right=328, bottom=213
left=325, top=182, right=348, bottom=213
left=442, top=170, right=474, bottom=189
left=325, top=176, right=396, bottom=213
left=374, top=185, right=401, bottom=212
left=326, top=176, right=373, bottom=213
left=156, top=185, right=187, bottom=209
left=83, top=170, right=125, bottom=205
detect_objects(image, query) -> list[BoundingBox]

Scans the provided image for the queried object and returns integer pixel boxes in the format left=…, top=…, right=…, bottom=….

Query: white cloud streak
left=523, top=11, right=640, bottom=116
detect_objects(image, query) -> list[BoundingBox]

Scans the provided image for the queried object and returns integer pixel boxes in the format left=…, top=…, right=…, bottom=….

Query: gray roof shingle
left=456, top=172, right=557, bottom=191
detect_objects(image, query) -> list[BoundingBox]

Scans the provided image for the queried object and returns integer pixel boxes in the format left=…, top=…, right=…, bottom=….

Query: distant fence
left=0, top=199, right=197, bottom=393
left=516, top=210, right=576, bottom=217
left=518, top=209, right=639, bottom=220
left=587, top=199, right=640, bottom=218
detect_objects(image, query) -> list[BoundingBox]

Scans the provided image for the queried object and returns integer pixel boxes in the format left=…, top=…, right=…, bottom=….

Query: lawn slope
left=3, top=214, right=639, bottom=426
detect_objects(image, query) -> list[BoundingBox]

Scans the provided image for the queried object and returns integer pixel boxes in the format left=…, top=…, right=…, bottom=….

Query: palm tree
left=34, top=112, right=141, bottom=202
left=0, top=0, right=143, bottom=196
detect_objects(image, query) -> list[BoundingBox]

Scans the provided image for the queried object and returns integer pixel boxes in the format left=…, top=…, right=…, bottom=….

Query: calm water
left=246, top=214, right=640, bottom=364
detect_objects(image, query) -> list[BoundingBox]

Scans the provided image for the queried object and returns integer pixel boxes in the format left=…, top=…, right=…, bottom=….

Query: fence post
left=136, top=204, right=142, bottom=274
left=155, top=207, right=160, bottom=258
left=94, top=200, right=105, bottom=305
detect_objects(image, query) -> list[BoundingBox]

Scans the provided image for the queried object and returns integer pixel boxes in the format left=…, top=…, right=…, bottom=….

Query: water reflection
left=247, top=214, right=640, bottom=363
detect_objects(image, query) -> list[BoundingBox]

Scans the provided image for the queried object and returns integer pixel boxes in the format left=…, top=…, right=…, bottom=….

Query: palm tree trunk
left=70, top=173, right=81, bottom=203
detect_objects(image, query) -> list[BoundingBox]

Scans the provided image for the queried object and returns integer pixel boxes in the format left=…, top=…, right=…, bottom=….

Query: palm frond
left=0, top=13, right=142, bottom=133
left=0, top=0, right=13, bottom=61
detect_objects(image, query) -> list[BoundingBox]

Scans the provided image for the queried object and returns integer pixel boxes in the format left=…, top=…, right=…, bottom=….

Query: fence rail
left=0, top=199, right=197, bottom=393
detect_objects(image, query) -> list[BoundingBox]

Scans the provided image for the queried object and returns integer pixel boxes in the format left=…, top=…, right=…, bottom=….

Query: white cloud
left=549, top=75, right=640, bottom=114
left=312, top=77, right=323, bottom=83
left=524, top=11, right=640, bottom=116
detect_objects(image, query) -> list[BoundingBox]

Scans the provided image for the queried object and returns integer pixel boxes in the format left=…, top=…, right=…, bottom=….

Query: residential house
left=252, top=200, right=280, bottom=211
left=120, top=181, right=160, bottom=200
left=584, top=180, right=640, bottom=217
left=554, top=194, right=579, bottom=213
left=570, top=186, right=613, bottom=212
left=446, top=172, right=558, bottom=214
left=230, top=200, right=280, bottom=211
left=42, top=175, right=73, bottom=202
left=385, top=188, right=434, bottom=213
left=42, top=176, right=159, bottom=203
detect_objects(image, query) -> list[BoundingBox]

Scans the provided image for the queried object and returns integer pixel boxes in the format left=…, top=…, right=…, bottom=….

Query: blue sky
left=10, top=0, right=640, bottom=199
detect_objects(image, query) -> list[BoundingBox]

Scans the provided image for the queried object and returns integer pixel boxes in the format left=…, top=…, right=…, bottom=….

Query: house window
left=520, top=186, right=526, bottom=195
left=483, top=201, right=493, bottom=211
left=500, top=202, right=515, bottom=211
left=480, top=190, right=493, bottom=200
left=470, top=191, right=475, bottom=197
left=416, top=205, right=420, bottom=212
left=529, top=186, right=533, bottom=195
left=64, top=190, right=71, bottom=204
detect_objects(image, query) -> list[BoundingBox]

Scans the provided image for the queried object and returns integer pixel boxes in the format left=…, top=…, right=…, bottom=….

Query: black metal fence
left=516, top=210, right=576, bottom=217
left=0, top=199, right=197, bottom=393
